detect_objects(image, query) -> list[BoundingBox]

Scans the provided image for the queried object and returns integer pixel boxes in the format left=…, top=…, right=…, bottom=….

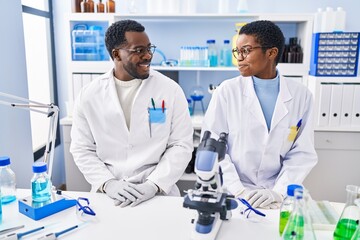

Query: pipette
left=37, top=225, right=79, bottom=240
left=0, top=225, right=24, bottom=235
left=0, top=226, right=45, bottom=240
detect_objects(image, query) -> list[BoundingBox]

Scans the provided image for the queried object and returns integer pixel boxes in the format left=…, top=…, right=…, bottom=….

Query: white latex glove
left=130, top=180, right=158, bottom=207
left=235, top=188, right=253, bottom=199
left=246, top=189, right=283, bottom=209
left=104, top=179, right=143, bottom=204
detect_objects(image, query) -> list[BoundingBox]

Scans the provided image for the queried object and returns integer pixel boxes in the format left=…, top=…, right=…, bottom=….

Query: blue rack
left=310, top=32, right=360, bottom=77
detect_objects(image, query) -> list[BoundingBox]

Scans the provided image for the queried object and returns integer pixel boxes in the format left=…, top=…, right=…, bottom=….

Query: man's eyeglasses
left=232, top=46, right=272, bottom=60
left=116, top=45, right=157, bottom=56
left=238, top=198, right=266, bottom=218
left=77, top=197, right=96, bottom=219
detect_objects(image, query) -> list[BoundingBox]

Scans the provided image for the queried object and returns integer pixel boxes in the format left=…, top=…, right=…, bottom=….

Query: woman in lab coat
left=70, top=20, right=193, bottom=207
left=202, top=20, right=317, bottom=209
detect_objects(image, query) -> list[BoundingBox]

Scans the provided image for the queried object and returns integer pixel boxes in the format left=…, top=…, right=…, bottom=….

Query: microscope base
left=191, top=213, right=223, bottom=240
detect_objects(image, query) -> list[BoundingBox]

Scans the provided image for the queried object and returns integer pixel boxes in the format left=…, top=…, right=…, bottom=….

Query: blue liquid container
left=207, top=39, right=218, bottom=67
left=0, top=156, right=17, bottom=204
left=0, top=189, right=2, bottom=223
left=220, top=40, right=232, bottom=67
left=31, top=162, right=52, bottom=203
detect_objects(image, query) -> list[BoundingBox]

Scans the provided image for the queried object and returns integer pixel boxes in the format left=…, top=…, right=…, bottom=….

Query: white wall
left=0, top=0, right=34, bottom=188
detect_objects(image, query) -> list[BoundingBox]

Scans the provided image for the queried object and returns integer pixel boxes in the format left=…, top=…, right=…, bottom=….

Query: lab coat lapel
left=243, top=76, right=267, bottom=128
left=270, top=77, right=292, bottom=131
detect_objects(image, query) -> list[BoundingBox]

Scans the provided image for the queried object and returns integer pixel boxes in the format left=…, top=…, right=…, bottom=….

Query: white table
left=0, top=190, right=341, bottom=240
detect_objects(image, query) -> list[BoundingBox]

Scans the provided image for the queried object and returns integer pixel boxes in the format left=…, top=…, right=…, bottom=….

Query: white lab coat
left=202, top=74, right=318, bottom=196
left=70, top=69, right=193, bottom=195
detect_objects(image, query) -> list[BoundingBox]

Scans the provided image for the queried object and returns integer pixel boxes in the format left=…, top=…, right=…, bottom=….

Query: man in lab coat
left=202, top=20, right=317, bottom=209
left=70, top=20, right=193, bottom=207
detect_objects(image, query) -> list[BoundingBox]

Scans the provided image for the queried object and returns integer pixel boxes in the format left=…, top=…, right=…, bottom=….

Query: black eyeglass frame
left=115, top=44, right=157, bottom=56
left=232, top=45, right=273, bottom=60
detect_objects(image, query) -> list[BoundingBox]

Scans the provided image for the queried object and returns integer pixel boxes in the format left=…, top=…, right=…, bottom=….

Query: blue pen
left=296, top=119, right=302, bottom=130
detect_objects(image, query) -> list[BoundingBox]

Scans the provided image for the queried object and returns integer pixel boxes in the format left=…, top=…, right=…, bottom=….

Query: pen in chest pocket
left=148, top=108, right=152, bottom=138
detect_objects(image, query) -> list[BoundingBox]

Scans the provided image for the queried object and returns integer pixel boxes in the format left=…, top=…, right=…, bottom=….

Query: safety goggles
left=76, top=197, right=96, bottom=221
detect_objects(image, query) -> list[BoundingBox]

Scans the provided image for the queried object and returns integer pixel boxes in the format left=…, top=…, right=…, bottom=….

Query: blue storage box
left=310, top=32, right=360, bottom=76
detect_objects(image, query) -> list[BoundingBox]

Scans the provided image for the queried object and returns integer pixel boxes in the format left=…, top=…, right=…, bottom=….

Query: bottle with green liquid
left=333, top=185, right=360, bottom=240
left=279, top=184, right=304, bottom=236
left=282, top=188, right=316, bottom=240
left=351, top=199, right=360, bottom=240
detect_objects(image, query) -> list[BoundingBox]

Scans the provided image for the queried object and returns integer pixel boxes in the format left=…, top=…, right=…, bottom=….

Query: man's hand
left=130, top=180, right=158, bottom=207
left=104, top=179, right=143, bottom=205
left=246, top=189, right=283, bottom=209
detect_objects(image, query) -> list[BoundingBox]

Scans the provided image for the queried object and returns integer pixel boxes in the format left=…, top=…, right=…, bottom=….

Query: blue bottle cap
left=0, top=156, right=10, bottom=166
left=224, top=40, right=230, bottom=44
left=32, top=162, right=48, bottom=173
left=287, top=184, right=303, bottom=196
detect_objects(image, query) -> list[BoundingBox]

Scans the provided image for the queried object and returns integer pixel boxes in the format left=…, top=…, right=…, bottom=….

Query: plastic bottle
left=0, top=156, right=16, bottom=204
left=313, top=8, right=323, bottom=33
left=31, top=162, right=52, bottom=203
left=220, top=40, right=232, bottom=67
left=236, top=0, right=249, bottom=13
left=207, top=39, right=218, bottom=67
left=218, top=0, right=229, bottom=14
left=97, top=0, right=105, bottom=13
left=106, top=0, right=115, bottom=13
left=321, top=7, right=335, bottom=32
left=334, top=7, right=346, bottom=32
left=279, top=184, right=303, bottom=236
left=333, top=185, right=360, bottom=240
left=0, top=189, right=2, bottom=223
left=232, top=23, right=246, bottom=66
left=282, top=188, right=316, bottom=240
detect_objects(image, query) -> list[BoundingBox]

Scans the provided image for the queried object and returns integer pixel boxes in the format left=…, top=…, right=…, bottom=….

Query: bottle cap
left=206, top=39, right=216, bottom=44
left=0, top=156, right=11, bottom=166
left=224, top=40, right=230, bottom=44
left=33, top=162, right=48, bottom=173
left=287, top=184, right=303, bottom=196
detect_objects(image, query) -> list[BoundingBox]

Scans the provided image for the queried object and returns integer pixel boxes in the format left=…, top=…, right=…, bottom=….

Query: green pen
left=151, top=98, right=156, bottom=110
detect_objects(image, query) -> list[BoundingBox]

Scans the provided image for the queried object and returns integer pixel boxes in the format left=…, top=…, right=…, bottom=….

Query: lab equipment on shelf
left=279, top=184, right=303, bottom=236
left=333, top=185, right=360, bottom=240
left=190, top=86, right=205, bottom=115
left=0, top=156, right=16, bottom=204
left=96, top=0, right=105, bottom=13
left=106, top=0, right=115, bottom=13
left=0, top=189, right=2, bottom=223
left=31, top=162, right=52, bottom=203
left=179, top=46, right=209, bottom=67
left=207, top=39, right=218, bottom=67
left=310, top=32, right=359, bottom=77
left=282, top=188, right=316, bottom=240
left=71, top=24, right=108, bottom=61
left=220, top=40, right=232, bottom=67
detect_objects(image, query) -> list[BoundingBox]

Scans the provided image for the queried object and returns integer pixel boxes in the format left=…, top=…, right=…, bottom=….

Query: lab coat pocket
left=148, top=108, right=168, bottom=138
left=280, top=126, right=297, bottom=157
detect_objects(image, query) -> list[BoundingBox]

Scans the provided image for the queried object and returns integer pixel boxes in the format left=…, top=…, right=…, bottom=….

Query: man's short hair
left=105, top=19, right=145, bottom=60
left=239, top=20, right=285, bottom=64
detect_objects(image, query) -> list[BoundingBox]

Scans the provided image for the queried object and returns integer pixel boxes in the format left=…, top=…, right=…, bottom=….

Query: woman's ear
left=268, top=47, right=279, bottom=61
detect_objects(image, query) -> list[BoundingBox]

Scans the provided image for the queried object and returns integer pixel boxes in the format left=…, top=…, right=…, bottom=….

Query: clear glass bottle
left=351, top=199, right=360, bottom=240
left=282, top=188, right=316, bottom=240
left=334, top=185, right=360, bottom=240
left=0, top=156, right=16, bottom=204
left=206, top=39, right=218, bottom=67
left=106, top=0, right=116, bottom=13
left=279, top=184, right=303, bottom=236
left=97, top=0, right=105, bottom=13
left=220, top=40, right=232, bottom=67
left=31, top=162, right=52, bottom=203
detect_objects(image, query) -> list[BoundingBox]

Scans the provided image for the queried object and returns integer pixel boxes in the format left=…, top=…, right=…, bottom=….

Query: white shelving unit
left=62, top=12, right=315, bottom=191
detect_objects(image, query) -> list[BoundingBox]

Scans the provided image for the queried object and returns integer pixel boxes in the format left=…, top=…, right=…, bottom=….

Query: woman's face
left=235, top=34, right=278, bottom=79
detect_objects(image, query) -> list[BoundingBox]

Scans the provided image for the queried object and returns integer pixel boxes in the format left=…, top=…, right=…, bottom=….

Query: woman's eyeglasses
left=232, top=46, right=271, bottom=60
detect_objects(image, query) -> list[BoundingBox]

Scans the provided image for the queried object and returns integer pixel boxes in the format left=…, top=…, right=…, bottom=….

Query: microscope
left=183, top=131, right=238, bottom=240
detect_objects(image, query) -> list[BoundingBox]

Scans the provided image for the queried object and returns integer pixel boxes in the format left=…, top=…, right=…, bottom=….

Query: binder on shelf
left=318, top=83, right=332, bottom=126
left=72, top=73, right=82, bottom=101
left=340, top=84, right=355, bottom=127
left=351, top=84, right=360, bottom=126
left=329, top=83, right=343, bottom=126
